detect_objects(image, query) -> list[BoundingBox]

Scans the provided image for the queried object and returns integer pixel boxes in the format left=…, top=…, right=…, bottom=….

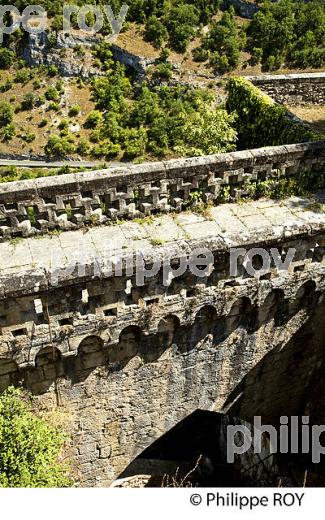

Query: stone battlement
left=0, top=141, right=324, bottom=242
left=247, top=73, right=325, bottom=105
left=1, top=193, right=325, bottom=368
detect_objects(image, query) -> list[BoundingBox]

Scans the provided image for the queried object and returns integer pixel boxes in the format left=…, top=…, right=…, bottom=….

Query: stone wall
left=23, top=33, right=156, bottom=78
left=0, top=141, right=324, bottom=241
left=247, top=73, right=325, bottom=105
left=1, top=197, right=325, bottom=484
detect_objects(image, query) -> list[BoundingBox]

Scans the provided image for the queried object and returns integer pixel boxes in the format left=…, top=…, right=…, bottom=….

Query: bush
left=47, top=65, right=58, bottom=76
left=252, top=47, right=263, bottom=65
left=48, top=102, right=60, bottom=111
left=165, top=5, right=200, bottom=52
left=226, top=76, right=321, bottom=149
left=0, top=123, right=16, bottom=141
left=76, top=139, right=90, bottom=155
left=145, top=16, right=168, bottom=48
left=0, top=48, right=15, bottom=69
left=84, top=110, right=103, bottom=128
left=151, top=63, right=173, bottom=81
left=45, top=87, right=60, bottom=101
left=0, top=101, right=13, bottom=127
left=21, top=132, right=36, bottom=143
left=0, top=79, right=13, bottom=92
left=14, top=69, right=30, bottom=84
left=0, top=387, right=71, bottom=488
left=247, top=0, right=325, bottom=70
left=68, top=104, right=80, bottom=117
left=203, top=10, right=245, bottom=73
left=192, top=47, right=209, bottom=62
left=45, top=134, right=75, bottom=157
left=21, top=93, right=37, bottom=111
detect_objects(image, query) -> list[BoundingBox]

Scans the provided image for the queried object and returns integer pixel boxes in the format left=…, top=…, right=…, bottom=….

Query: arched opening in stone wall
left=25, top=346, right=64, bottom=394
left=258, top=289, right=287, bottom=327
left=0, top=358, right=21, bottom=392
left=291, top=280, right=318, bottom=314
left=76, top=335, right=107, bottom=372
left=226, top=297, right=255, bottom=334
left=186, top=305, right=225, bottom=352
left=142, top=314, right=181, bottom=362
left=110, top=325, right=142, bottom=363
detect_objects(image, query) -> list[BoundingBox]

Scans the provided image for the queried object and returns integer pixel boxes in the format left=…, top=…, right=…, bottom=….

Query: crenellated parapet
left=0, top=141, right=324, bottom=241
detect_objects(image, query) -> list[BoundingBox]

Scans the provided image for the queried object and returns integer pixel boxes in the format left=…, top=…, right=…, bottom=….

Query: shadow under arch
left=258, top=288, right=288, bottom=327
left=25, top=346, right=64, bottom=395
left=141, top=314, right=181, bottom=363
left=0, top=358, right=21, bottom=392
left=222, top=288, right=325, bottom=425
left=226, top=296, right=256, bottom=334
left=66, top=335, right=107, bottom=384
left=115, top=410, right=281, bottom=487
left=110, top=325, right=142, bottom=364
left=186, top=304, right=226, bottom=353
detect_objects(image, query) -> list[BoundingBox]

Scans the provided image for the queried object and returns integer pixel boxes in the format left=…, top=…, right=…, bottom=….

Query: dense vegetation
left=1, top=0, right=325, bottom=72
left=83, top=45, right=237, bottom=159
left=226, top=77, right=321, bottom=149
left=0, top=1, right=324, bottom=162
left=0, top=387, right=71, bottom=487
left=247, top=0, right=325, bottom=70
left=197, top=9, right=246, bottom=73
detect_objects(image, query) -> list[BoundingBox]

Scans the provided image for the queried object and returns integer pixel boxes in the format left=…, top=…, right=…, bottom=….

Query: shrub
left=76, top=139, right=90, bottom=155
left=21, top=132, right=36, bottom=143
left=226, top=76, right=321, bottom=149
left=0, top=123, right=16, bottom=141
left=45, top=87, right=60, bottom=101
left=0, top=101, right=13, bottom=127
left=151, top=63, right=173, bottom=81
left=0, top=387, right=71, bottom=488
left=14, top=69, right=30, bottom=84
left=21, top=93, right=37, bottom=111
left=48, top=102, right=60, bottom=111
left=47, top=65, right=58, bottom=76
left=165, top=5, right=200, bottom=52
left=0, top=79, right=13, bottom=92
left=0, top=48, right=15, bottom=69
left=203, top=10, right=245, bottom=73
left=145, top=16, right=168, bottom=48
left=251, top=47, right=263, bottom=65
left=58, top=119, right=68, bottom=130
left=68, top=104, right=80, bottom=117
left=84, top=110, right=103, bottom=128
left=33, top=78, right=41, bottom=89
left=39, top=118, right=48, bottom=127
left=45, top=134, right=75, bottom=156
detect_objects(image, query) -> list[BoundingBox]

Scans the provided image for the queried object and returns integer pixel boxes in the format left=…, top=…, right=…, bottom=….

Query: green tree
left=164, top=5, right=200, bottom=52
left=145, top=15, right=168, bottom=48
left=0, top=387, right=71, bottom=488
left=203, top=10, right=246, bottom=73
left=0, top=101, right=13, bottom=127
left=45, top=134, right=75, bottom=156
left=176, top=107, right=237, bottom=156
left=0, top=48, right=15, bottom=69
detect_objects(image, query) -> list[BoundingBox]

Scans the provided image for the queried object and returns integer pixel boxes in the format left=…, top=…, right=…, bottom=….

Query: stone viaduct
left=0, top=138, right=325, bottom=485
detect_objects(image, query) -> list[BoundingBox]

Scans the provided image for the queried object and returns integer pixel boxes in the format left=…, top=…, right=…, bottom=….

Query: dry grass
left=286, top=104, right=325, bottom=136
left=0, top=68, right=96, bottom=157
left=115, top=18, right=325, bottom=81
